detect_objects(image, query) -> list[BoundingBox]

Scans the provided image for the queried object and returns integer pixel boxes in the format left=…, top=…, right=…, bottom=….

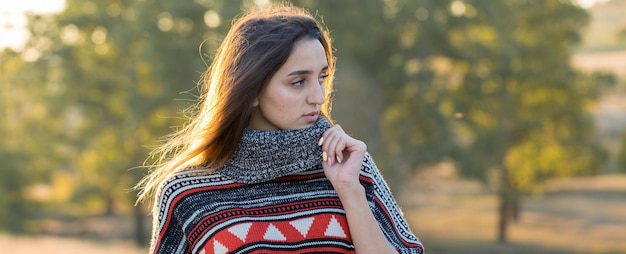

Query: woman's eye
left=318, top=74, right=328, bottom=84
left=291, top=79, right=304, bottom=87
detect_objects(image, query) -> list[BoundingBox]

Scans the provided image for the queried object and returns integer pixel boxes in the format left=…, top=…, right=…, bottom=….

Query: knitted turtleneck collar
left=218, top=117, right=331, bottom=184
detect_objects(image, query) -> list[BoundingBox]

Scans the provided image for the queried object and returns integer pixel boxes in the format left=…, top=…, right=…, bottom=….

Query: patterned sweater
left=151, top=118, right=424, bottom=253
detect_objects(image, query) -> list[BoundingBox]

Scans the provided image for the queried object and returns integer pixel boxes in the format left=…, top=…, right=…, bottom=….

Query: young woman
left=136, top=5, right=423, bottom=254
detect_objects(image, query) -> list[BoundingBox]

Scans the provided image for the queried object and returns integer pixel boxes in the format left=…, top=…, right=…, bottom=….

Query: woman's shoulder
left=170, top=165, right=213, bottom=179
left=158, top=166, right=235, bottom=198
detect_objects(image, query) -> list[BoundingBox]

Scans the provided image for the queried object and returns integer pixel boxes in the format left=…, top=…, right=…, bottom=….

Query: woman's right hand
left=318, top=125, right=367, bottom=190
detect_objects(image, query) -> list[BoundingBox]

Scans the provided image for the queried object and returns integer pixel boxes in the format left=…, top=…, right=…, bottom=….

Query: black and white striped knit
left=151, top=118, right=424, bottom=254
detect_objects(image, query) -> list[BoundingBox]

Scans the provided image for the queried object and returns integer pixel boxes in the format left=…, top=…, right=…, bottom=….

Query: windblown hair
left=136, top=5, right=335, bottom=204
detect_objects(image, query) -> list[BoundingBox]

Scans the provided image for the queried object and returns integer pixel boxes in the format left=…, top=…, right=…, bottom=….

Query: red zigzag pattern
left=200, top=214, right=351, bottom=254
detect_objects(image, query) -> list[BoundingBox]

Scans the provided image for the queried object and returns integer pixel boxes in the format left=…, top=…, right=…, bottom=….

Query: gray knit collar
left=218, top=117, right=331, bottom=184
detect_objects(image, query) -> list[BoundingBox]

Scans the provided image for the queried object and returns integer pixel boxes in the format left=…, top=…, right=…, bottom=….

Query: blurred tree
left=0, top=149, right=31, bottom=233
left=0, top=39, right=60, bottom=232
left=0, top=86, right=38, bottom=232
left=445, top=0, right=605, bottom=242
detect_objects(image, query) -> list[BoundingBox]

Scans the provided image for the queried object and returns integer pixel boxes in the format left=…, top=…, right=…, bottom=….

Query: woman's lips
left=303, top=112, right=319, bottom=122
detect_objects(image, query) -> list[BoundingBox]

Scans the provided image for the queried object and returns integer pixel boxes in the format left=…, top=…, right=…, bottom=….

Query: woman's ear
left=252, top=97, right=259, bottom=107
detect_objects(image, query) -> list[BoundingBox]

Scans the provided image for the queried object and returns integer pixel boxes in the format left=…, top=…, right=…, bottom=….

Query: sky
left=0, top=0, right=611, bottom=51
left=0, top=0, right=65, bottom=50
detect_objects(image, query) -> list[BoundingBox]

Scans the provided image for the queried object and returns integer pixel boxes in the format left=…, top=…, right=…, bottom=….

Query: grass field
left=0, top=234, right=144, bottom=254
left=401, top=166, right=626, bottom=254
left=572, top=50, right=626, bottom=77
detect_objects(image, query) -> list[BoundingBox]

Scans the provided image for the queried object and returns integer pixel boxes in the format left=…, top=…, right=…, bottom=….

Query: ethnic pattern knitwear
left=151, top=118, right=424, bottom=253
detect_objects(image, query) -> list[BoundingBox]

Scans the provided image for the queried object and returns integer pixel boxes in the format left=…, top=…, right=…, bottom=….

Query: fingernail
left=322, top=151, right=327, bottom=161
left=318, top=137, right=324, bottom=146
left=336, top=156, right=342, bottom=164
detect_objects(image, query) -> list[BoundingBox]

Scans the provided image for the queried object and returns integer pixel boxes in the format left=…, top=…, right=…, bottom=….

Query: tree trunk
left=496, top=74, right=513, bottom=243
left=511, top=191, right=521, bottom=222
left=497, top=191, right=508, bottom=243
left=133, top=202, right=150, bottom=246
left=104, top=194, right=115, bottom=216
left=497, top=172, right=513, bottom=243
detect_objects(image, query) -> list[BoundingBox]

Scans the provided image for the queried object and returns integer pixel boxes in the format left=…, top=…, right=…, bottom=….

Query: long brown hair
left=136, top=6, right=335, bottom=204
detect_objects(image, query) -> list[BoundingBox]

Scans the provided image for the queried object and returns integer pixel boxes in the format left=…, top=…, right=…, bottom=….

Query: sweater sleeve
left=360, top=153, right=424, bottom=254
left=150, top=177, right=189, bottom=254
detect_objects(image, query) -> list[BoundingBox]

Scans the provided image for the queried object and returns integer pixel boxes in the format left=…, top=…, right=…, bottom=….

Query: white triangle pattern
left=264, top=223, right=287, bottom=241
left=213, top=239, right=228, bottom=254
left=289, top=217, right=315, bottom=237
left=324, top=215, right=347, bottom=238
left=228, top=222, right=252, bottom=242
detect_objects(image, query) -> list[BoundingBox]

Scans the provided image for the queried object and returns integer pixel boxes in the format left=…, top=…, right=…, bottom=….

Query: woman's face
left=248, top=38, right=328, bottom=130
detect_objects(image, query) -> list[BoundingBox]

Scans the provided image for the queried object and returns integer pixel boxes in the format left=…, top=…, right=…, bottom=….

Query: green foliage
left=620, top=28, right=626, bottom=44
left=0, top=149, right=38, bottom=233
left=0, top=46, right=57, bottom=233
left=439, top=0, right=603, bottom=189
left=506, top=131, right=607, bottom=194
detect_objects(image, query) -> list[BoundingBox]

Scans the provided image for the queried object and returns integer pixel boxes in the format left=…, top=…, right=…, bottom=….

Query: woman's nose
left=307, top=82, right=325, bottom=105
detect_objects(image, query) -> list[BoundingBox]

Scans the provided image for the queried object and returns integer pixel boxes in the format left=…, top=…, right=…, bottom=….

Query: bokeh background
left=1, top=0, right=625, bottom=253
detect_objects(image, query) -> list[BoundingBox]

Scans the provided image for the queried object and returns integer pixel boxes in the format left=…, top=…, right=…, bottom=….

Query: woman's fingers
left=334, top=139, right=346, bottom=164
left=323, top=129, right=338, bottom=165
left=321, top=125, right=361, bottom=166
left=318, top=134, right=344, bottom=165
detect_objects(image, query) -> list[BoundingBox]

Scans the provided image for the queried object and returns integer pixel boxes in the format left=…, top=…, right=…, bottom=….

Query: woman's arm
left=361, top=154, right=424, bottom=253
left=320, top=125, right=398, bottom=253
left=149, top=179, right=189, bottom=254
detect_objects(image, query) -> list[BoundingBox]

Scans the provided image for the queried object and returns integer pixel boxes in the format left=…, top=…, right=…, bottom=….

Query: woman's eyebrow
left=287, top=66, right=329, bottom=76
left=287, top=70, right=311, bottom=76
